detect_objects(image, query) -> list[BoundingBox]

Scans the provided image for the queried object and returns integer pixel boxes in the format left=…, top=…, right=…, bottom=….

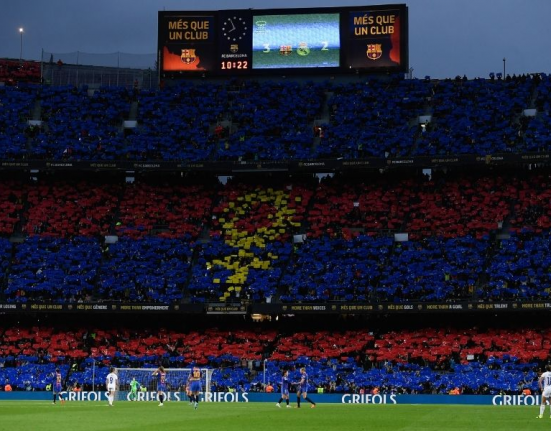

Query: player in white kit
left=106, top=367, right=118, bottom=407
left=537, top=365, right=551, bottom=418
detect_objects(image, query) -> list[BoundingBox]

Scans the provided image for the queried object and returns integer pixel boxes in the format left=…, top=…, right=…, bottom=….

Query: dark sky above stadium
left=2, top=0, right=550, bottom=79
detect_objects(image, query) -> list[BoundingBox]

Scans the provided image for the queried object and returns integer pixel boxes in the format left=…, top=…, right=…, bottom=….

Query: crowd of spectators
left=0, top=74, right=550, bottom=161
left=0, top=60, right=40, bottom=86
left=0, top=324, right=546, bottom=395
left=0, top=171, right=550, bottom=303
left=2, top=69, right=551, bottom=400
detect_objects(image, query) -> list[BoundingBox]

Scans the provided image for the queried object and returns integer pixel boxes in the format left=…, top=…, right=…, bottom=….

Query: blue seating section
left=0, top=75, right=548, bottom=161
left=5, top=237, right=101, bottom=303
left=280, top=236, right=393, bottom=302
left=97, top=237, right=192, bottom=302
left=0, top=362, right=69, bottom=391
left=319, top=79, right=428, bottom=158
left=188, top=237, right=292, bottom=303
left=415, top=78, right=533, bottom=156
left=377, top=236, right=486, bottom=302
left=481, top=233, right=551, bottom=300
left=218, top=81, right=324, bottom=160
left=0, top=238, right=11, bottom=280
left=128, top=82, right=223, bottom=160
left=522, top=74, right=551, bottom=152
left=2, top=237, right=194, bottom=303
left=0, top=85, right=38, bottom=159
left=261, top=357, right=538, bottom=394
left=36, top=86, right=127, bottom=159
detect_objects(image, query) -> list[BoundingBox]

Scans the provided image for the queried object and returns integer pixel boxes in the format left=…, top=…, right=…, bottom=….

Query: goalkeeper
left=129, top=377, right=140, bottom=401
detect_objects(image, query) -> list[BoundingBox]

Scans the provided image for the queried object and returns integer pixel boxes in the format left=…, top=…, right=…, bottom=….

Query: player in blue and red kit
left=187, top=367, right=202, bottom=410
left=152, top=366, right=167, bottom=406
left=52, top=368, right=65, bottom=405
left=276, top=370, right=291, bottom=408
left=296, top=367, right=316, bottom=408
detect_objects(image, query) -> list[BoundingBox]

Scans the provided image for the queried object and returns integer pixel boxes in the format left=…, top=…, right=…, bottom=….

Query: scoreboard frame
left=158, top=4, right=408, bottom=77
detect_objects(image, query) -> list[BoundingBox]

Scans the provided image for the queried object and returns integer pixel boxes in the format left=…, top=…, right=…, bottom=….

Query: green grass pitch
left=0, top=401, right=547, bottom=431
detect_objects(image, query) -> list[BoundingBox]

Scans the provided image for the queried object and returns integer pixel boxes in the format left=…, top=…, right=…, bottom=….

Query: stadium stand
left=218, top=80, right=325, bottom=160
left=0, top=170, right=551, bottom=303
left=415, top=76, right=535, bottom=156
left=0, top=60, right=41, bottom=86
left=0, top=322, right=546, bottom=395
left=5, top=236, right=102, bottom=303
left=36, top=85, right=128, bottom=160
left=116, top=181, right=213, bottom=240
left=0, top=73, right=549, bottom=161
left=2, top=65, right=551, bottom=399
left=319, top=78, right=428, bottom=158
left=0, top=84, right=39, bottom=159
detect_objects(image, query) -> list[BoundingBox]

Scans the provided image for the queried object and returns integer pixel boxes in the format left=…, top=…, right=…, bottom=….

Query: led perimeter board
left=158, top=4, right=408, bottom=77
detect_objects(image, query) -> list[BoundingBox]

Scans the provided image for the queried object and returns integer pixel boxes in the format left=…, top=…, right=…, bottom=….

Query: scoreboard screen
left=160, top=13, right=217, bottom=72
left=252, top=13, right=340, bottom=69
left=158, top=4, right=407, bottom=76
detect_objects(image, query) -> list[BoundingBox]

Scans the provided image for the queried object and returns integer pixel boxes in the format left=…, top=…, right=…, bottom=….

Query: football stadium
left=1, top=2, right=551, bottom=430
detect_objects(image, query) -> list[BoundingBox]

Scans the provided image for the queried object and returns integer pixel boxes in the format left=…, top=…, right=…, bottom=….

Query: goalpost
left=114, top=368, right=213, bottom=402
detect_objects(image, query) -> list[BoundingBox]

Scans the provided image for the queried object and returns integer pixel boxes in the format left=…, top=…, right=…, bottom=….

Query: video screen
left=159, top=14, right=216, bottom=72
left=252, top=13, right=340, bottom=69
left=345, top=10, right=403, bottom=69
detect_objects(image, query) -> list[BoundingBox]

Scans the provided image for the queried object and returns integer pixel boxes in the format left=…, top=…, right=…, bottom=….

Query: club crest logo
left=181, top=49, right=197, bottom=64
left=230, top=44, right=239, bottom=53
left=297, top=42, right=310, bottom=56
left=279, top=45, right=293, bottom=56
left=367, top=44, right=382, bottom=60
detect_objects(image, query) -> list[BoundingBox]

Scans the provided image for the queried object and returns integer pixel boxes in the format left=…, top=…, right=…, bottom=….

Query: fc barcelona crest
left=230, top=44, right=239, bottom=53
left=181, top=49, right=197, bottom=65
left=279, top=45, right=293, bottom=56
left=366, top=44, right=382, bottom=60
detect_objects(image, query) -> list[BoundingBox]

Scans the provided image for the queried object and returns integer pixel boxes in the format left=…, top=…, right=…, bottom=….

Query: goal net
left=114, top=368, right=213, bottom=402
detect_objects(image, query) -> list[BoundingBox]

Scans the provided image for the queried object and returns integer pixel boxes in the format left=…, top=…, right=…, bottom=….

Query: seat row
left=1, top=74, right=550, bottom=161
left=0, top=325, right=546, bottom=394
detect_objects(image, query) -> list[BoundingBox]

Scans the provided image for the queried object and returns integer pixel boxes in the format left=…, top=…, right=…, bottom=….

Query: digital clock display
left=220, top=61, right=249, bottom=70
left=217, top=10, right=253, bottom=74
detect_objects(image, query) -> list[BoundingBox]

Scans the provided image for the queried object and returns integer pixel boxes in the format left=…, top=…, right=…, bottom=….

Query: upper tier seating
left=36, top=86, right=128, bottom=159
left=320, top=78, right=429, bottom=158
left=0, top=60, right=41, bottom=86
left=218, top=81, right=324, bottom=160
left=0, top=85, right=38, bottom=159
left=415, top=77, right=534, bottom=156
left=0, top=74, right=547, bottom=161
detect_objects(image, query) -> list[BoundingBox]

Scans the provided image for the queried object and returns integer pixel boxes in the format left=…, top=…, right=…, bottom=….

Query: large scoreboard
left=158, top=4, right=408, bottom=76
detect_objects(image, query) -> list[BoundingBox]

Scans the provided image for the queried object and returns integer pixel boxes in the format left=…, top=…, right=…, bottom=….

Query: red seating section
left=0, top=172, right=548, bottom=241
left=23, top=181, right=121, bottom=237
left=0, top=326, right=273, bottom=363
left=0, top=60, right=41, bottom=85
left=270, top=331, right=375, bottom=361
left=366, top=328, right=549, bottom=364
left=116, top=183, right=213, bottom=239
left=2, top=326, right=549, bottom=365
left=307, top=175, right=518, bottom=239
left=0, top=181, right=25, bottom=235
